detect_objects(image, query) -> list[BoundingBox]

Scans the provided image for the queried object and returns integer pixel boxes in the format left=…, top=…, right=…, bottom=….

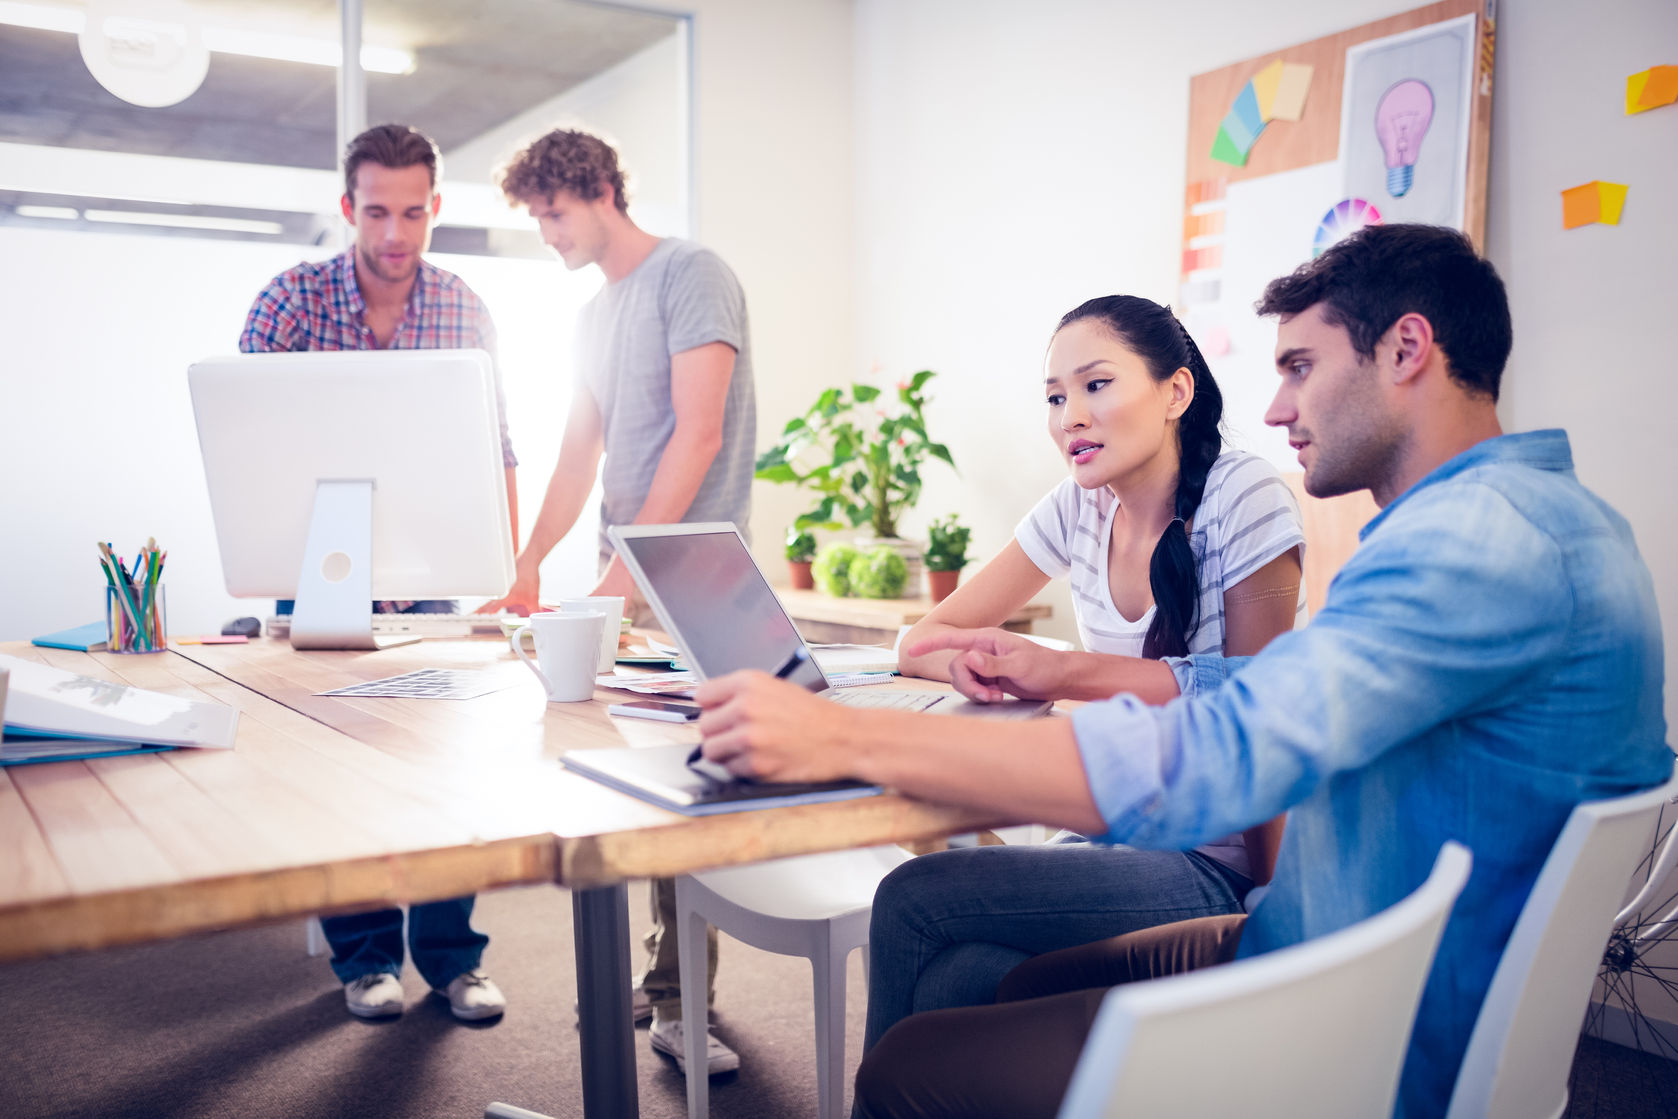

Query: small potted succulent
left=785, top=527, right=817, bottom=590
left=923, top=514, right=971, bottom=603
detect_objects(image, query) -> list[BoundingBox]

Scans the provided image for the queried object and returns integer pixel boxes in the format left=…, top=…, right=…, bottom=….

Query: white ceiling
left=0, top=0, right=679, bottom=168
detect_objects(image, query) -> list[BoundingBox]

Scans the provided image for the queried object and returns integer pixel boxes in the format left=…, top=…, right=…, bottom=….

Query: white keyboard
left=265, top=613, right=520, bottom=639
left=830, top=690, right=949, bottom=712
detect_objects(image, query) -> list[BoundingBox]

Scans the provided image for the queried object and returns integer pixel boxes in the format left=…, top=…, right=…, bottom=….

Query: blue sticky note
left=1232, top=81, right=1266, bottom=138
left=1220, top=106, right=1265, bottom=154
left=31, top=622, right=108, bottom=652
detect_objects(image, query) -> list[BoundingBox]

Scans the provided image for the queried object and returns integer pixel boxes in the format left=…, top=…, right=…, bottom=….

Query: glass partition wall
left=0, top=0, right=691, bottom=639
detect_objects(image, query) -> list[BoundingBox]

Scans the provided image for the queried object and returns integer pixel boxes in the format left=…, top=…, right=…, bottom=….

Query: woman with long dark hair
left=879, top=294, right=1304, bottom=1050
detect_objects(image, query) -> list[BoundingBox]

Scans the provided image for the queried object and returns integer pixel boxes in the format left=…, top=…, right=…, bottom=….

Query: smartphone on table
left=608, top=700, right=702, bottom=723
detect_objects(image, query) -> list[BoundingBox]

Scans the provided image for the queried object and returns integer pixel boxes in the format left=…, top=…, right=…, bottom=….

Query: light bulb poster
left=1338, top=15, right=1477, bottom=230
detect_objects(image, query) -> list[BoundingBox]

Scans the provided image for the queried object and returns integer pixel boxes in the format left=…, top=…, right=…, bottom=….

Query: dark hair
left=343, top=123, right=441, bottom=201
left=1057, top=296, right=1224, bottom=659
left=496, top=128, right=629, bottom=213
left=1255, top=223, right=1512, bottom=401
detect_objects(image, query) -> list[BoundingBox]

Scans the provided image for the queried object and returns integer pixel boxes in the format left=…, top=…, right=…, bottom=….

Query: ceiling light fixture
left=0, top=1, right=414, bottom=74
left=15, top=204, right=82, bottom=219
left=84, top=208, right=285, bottom=235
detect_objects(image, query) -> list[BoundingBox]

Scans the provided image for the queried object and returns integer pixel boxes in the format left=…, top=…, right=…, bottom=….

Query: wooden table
left=776, top=587, right=1052, bottom=645
left=0, top=638, right=1006, bottom=1118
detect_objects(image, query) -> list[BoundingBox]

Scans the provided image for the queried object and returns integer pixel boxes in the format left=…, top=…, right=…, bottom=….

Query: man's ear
left=340, top=193, right=355, bottom=225
left=1387, top=312, right=1435, bottom=385
left=429, top=192, right=442, bottom=220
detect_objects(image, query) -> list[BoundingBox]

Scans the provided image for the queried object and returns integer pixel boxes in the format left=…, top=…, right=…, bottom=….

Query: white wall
left=851, top=0, right=1678, bottom=720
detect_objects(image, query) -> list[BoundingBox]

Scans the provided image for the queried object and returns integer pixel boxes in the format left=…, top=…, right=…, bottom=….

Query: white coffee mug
left=557, top=596, right=625, bottom=673
left=511, top=611, right=607, bottom=702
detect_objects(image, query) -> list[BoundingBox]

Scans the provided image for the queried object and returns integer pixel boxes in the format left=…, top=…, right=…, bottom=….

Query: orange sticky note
left=1628, top=65, right=1678, bottom=113
left=1562, top=181, right=1629, bottom=229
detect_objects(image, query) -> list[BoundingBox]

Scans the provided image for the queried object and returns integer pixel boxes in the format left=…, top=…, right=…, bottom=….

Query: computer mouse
left=222, top=616, right=262, bottom=638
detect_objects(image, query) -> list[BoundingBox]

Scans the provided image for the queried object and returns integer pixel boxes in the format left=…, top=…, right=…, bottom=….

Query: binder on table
left=0, top=652, right=238, bottom=766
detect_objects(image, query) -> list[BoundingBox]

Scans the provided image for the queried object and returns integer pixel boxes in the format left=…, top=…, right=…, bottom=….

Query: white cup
left=511, top=611, right=608, bottom=702
left=558, top=596, right=625, bottom=673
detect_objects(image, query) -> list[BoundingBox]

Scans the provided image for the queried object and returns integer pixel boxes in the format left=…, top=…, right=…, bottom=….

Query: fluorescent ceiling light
left=0, top=2, right=414, bottom=74
left=84, top=208, right=284, bottom=235
left=15, top=204, right=81, bottom=219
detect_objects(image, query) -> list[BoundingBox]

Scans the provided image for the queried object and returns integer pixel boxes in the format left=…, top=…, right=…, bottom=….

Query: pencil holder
left=107, top=584, right=167, bottom=653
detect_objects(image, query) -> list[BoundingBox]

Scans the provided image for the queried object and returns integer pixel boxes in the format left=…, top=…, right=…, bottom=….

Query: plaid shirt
left=240, top=249, right=517, bottom=468
left=242, top=249, right=516, bottom=615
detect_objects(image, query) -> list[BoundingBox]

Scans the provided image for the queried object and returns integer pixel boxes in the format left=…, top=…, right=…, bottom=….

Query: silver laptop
left=608, top=523, right=1049, bottom=719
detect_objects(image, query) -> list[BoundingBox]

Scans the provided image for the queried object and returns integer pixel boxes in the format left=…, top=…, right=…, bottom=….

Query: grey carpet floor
left=0, top=883, right=865, bottom=1119
left=3, top=881, right=1676, bottom=1119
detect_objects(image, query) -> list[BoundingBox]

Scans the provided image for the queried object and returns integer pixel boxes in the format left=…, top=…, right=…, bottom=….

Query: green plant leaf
left=755, top=462, right=800, bottom=484
left=781, top=416, right=808, bottom=436
left=908, top=369, right=936, bottom=392
left=852, top=383, right=881, bottom=402
left=926, top=442, right=955, bottom=467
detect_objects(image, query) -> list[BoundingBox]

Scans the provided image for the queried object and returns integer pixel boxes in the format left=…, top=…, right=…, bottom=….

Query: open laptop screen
left=610, top=525, right=830, bottom=692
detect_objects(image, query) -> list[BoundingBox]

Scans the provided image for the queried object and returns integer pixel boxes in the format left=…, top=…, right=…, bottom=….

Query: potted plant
left=923, top=514, right=971, bottom=602
left=785, top=527, right=817, bottom=590
left=755, top=370, right=955, bottom=596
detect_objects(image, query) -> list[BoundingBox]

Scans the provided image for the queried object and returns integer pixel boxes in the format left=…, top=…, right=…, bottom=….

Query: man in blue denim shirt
left=694, top=225, right=1671, bottom=1118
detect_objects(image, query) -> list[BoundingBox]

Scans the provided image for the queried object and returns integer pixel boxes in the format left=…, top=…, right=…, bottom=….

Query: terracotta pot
left=927, top=568, right=961, bottom=603
left=788, top=560, right=815, bottom=590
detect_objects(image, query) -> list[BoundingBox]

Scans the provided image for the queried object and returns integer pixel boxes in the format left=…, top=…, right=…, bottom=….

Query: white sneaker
left=436, top=969, right=506, bottom=1021
left=649, top=1015, right=741, bottom=1076
left=344, top=972, right=404, bottom=1018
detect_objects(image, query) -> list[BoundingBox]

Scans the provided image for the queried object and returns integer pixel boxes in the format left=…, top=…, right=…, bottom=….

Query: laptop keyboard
left=830, top=690, right=948, bottom=712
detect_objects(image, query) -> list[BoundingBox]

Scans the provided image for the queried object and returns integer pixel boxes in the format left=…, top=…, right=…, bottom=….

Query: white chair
left=1445, top=769, right=1678, bottom=1119
left=1056, top=841, right=1472, bottom=1119
left=675, top=844, right=914, bottom=1119
left=305, top=918, right=326, bottom=956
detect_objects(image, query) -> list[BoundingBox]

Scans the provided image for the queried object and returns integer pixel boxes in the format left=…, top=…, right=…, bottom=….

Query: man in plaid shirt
left=239, top=123, right=514, bottom=1024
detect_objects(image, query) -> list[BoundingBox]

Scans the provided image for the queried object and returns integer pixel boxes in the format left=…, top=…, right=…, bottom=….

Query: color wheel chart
left=1313, top=198, right=1384, bottom=257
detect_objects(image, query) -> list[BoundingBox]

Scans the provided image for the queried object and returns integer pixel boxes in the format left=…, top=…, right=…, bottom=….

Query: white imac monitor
left=187, top=349, right=515, bottom=650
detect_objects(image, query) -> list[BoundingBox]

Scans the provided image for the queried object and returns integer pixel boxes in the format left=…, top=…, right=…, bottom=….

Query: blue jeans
left=863, top=840, right=1249, bottom=1052
left=322, top=897, right=488, bottom=990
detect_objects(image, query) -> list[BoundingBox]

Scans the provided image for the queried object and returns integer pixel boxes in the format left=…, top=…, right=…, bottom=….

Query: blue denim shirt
left=1071, top=430, right=1671, bottom=1118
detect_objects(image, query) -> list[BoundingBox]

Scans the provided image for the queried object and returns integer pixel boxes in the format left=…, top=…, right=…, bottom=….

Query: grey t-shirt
left=577, top=238, right=756, bottom=562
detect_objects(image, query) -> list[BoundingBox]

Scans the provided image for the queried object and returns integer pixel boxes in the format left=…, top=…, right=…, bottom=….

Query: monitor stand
left=289, top=480, right=420, bottom=650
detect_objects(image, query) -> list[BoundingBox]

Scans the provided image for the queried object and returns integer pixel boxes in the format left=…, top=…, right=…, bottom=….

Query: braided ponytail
left=1054, top=297, right=1226, bottom=659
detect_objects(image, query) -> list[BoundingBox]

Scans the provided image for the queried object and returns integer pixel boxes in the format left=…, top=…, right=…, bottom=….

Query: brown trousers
left=853, top=914, right=1248, bottom=1119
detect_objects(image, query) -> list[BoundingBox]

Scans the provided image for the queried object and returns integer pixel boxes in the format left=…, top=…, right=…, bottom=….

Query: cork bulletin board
left=1177, top=0, right=1496, bottom=473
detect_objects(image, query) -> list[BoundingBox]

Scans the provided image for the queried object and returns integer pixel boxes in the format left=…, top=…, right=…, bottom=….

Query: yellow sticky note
left=1629, top=65, right=1678, bottom=113
left=1562, top=181, right=1629, bottom=229
left=1627, top=70, right=1652, bottom=113
left=1270, top=63, right=1314, bottom=122
left=1251, top=59, right=1286, bottom=121
left=1597, top=181, right=1628, bottom=224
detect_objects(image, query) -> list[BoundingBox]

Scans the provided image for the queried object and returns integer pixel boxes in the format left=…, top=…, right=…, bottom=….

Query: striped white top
left=1016, top=449, right=1306, bottom=882
left=1015, top=449, right=1307, bottom=659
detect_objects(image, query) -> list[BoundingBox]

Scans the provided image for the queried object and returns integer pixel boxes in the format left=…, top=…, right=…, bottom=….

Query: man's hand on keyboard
left=903, top=627, right=1064, bottom=704
left=479, top=564, right=541, bottom=616
left=694, top=672, right=856, bottom=784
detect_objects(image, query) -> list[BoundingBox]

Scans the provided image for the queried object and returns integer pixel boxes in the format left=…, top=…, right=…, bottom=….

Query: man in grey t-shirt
left=484, top=129, right=753, bottom=1077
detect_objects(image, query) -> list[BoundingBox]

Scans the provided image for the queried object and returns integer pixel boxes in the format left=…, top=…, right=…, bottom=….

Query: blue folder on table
left=31, top=622, right=108, bottom=652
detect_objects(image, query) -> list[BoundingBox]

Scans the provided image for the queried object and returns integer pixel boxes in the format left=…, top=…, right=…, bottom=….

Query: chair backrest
left=1056, top=842, right=1472, bottom=1119
left=1445, top=769, right=1678, bottom=1119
